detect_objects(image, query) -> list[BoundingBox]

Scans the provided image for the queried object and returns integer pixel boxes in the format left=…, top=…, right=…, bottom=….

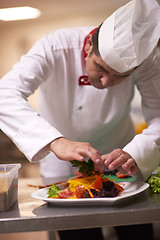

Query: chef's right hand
left=48, top=137, right=103, bottom=169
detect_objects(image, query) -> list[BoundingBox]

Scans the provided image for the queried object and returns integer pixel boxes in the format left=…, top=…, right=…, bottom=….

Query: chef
left=0, top=0, right=160, bottom=239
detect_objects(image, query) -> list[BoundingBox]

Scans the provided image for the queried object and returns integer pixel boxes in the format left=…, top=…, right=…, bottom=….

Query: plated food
left=31, top=160, right=149, bottom=205
left=32, top=181, right=149, bottom=205
left=47, top=159, right=124, bottom=199
left=47, top=174, right=124, bottom=199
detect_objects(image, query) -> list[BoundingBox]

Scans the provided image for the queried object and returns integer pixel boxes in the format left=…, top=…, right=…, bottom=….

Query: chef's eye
left=119, top=74, right=130, bottom=78
left=114, top=74, right=130, bottom=79
left=97, top=64, right=107, bottom=73
left=96, top=64, right=101, bottom=71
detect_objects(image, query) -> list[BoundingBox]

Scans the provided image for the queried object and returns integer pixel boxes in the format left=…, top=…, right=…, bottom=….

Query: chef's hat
left=98, top=0, right=160, bottom=73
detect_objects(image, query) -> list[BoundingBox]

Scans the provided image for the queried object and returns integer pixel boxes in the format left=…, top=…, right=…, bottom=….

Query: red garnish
left=75, top=186, right=86, bottom=198
left=92, top=176, right=103, bottom=190
left=116, top=172, right=129, bottom=178
left=57, top=189, right=75, bottom=199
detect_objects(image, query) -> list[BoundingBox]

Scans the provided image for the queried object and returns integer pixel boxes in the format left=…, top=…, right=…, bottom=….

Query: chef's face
left=86, top=51, right=132, bottom=89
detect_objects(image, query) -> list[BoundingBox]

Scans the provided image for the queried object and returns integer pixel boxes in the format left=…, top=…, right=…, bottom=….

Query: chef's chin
left=88, top=78, right=102, bottom=89
left=89, top=80, right=107, bottom=89
left=91, top=83, right=106, bottom=89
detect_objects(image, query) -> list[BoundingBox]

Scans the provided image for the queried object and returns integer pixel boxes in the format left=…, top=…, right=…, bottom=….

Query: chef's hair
left=91, top=23, right=102, bottom=57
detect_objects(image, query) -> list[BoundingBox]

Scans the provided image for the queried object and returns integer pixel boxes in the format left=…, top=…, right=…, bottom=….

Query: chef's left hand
left=101, top=148, right=138, bottom=176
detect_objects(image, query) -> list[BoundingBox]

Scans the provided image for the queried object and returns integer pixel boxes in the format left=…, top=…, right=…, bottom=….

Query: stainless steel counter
left=0, top=178, right=160, bottom=234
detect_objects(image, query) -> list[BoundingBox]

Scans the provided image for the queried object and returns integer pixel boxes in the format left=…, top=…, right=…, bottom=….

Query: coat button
left=78, top=106, right=83, bottom=110
left=79, top=76, right=91, bottom=85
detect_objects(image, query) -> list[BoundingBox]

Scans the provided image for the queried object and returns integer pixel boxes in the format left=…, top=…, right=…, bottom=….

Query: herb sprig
left=148, top=172, right=160, bottom=193
left=47, top=184, right=61, bottom=198
left=70, top=159, right=94, bottom=175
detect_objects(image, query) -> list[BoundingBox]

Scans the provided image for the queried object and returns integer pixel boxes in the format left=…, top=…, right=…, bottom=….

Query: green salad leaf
left=70, top=159, right=94, bottom=175
left=148, top=172, right=160, bottom=193
left=47, top=183, right=61, bottom=198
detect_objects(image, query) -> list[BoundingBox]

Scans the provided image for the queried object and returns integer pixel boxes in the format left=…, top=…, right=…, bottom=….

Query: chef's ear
left=85, top=34, right=93, bottom=55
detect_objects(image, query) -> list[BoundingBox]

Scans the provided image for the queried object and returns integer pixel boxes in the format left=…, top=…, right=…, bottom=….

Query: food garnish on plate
left=47, top=159, right=124, bottom=199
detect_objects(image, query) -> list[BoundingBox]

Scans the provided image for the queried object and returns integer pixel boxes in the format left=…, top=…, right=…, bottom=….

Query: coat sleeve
left=123, top=49, right=160, bottom=180
left=0, top=34, right=63, bottom=162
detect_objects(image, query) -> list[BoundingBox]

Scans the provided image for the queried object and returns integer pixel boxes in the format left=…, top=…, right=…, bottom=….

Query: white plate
left=31, top=181, right=149, bottom=206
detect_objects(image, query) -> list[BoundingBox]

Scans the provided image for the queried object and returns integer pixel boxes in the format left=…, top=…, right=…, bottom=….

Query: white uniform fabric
left=0, top=26, right=160, bottom=180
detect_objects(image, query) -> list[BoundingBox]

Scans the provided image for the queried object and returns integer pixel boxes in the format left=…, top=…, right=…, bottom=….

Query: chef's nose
left=100, top=72, right=114, bottom=87
left=100, top=72, right=111, bottom=81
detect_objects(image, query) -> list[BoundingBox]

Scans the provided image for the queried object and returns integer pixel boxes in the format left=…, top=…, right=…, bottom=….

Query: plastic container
left=0, top=163, right=21, bottom=211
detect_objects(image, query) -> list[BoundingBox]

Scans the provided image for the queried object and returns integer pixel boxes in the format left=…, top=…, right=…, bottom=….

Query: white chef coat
left=0, top=26, right=160, bottom=180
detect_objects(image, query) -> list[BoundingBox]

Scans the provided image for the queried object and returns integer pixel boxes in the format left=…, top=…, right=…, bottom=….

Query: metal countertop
left=0, top=177, right=160, bottom=234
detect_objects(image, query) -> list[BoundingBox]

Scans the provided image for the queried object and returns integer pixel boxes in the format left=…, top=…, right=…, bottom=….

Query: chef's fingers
left=122, top=159, right=138, bottom=175
left=116, top=165, right=137, bottom=176
left=117, top=164, right=138, bottom=176
left=122, top=158, right=136, bottom=171
left=127, top=165, right=138, bottom=175
left=110, top=155, right=134, bottom=171
left=103, top=149, right=134, bottom=172
left=101, top=154, right=109, bottom=161
left=103, top=149, right=125, bottom=168
left=94, top=162, right=106, bottom=173
left=115, top=157, right=138, bottom=176
left=59, top=141, right=101, bottom=162
left=71, top=152, right=85, bottom=162
left=49, top=137, right=102, bottom=163
left=78, top=145, right=103, bottom=164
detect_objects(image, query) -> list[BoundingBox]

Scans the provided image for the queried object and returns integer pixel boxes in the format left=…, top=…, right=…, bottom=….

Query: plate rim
left=31, top=181, right=149, bottom=205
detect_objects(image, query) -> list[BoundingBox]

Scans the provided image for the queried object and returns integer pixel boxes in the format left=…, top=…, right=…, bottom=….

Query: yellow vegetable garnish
left=67, top=174, right=105, bottom=198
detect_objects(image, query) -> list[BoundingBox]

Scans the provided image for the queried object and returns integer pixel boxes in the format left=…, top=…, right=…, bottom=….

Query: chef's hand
left=101, top=148, right=138, bottom=176
left=48, top=137, right=104, bottom=170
